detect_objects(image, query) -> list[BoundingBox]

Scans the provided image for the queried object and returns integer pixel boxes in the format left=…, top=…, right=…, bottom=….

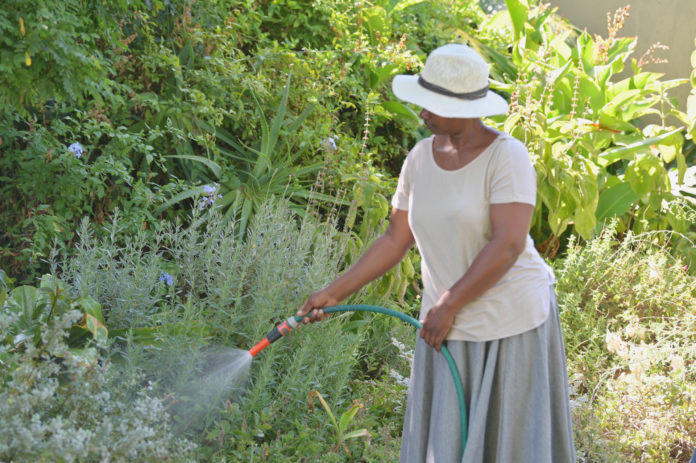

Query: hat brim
left=392, top=75, right=508, bottom=118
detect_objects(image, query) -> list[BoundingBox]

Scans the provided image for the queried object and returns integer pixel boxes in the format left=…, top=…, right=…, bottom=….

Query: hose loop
left=296, top=304, right=468, bottom=455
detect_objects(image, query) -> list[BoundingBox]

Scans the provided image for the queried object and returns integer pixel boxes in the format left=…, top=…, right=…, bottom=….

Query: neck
left=447, top=119, right=490, bottom=148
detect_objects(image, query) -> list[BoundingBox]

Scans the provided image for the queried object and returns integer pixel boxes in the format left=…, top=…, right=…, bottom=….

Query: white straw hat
left=392, top=43, right=508, bottom=118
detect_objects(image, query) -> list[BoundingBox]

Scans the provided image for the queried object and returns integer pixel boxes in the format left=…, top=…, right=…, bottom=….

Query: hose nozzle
left=249, top=316, right=300, bottom=357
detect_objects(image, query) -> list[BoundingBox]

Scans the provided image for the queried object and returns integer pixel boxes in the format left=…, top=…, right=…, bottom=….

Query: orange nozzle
left=249, top=338, right=270, bottom=357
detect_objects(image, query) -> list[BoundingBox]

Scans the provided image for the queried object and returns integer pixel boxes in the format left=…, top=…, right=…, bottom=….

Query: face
left=419, top=108, right=459, bottom=134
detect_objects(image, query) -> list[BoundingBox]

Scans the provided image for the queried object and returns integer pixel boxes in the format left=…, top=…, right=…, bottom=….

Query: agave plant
left=155, top=75, right=336, bottom=236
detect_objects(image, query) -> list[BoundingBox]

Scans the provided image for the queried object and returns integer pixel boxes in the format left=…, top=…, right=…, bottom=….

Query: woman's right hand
left=297, top=290, right=339, bottom=323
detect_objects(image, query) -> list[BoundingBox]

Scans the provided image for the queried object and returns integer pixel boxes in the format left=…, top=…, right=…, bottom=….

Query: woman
left=298, top=43, right=576, bottom=462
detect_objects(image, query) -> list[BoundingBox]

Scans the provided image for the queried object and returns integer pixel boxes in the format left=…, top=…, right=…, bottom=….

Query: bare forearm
left=325, top=233, right=411, bottom=302
left=440, top=240, right=520, bottom=313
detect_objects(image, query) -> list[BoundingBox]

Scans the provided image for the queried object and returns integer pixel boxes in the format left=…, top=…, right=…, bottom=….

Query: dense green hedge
left=3, top=0, right=696, bottom=285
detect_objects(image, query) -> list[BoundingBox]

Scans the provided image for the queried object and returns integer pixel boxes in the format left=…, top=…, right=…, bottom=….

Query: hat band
left=417, top=76, right=489, bottom=100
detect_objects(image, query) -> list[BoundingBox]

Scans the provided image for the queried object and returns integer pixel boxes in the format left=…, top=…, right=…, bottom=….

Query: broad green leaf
left=382, top=100, right=420, bottom=124
left=85, top=314, right=108, bottom=343
left=687, top=93, right=696, bottom=121
left=310, top=390, right=338, bottom=432
left=551, top=35, right=572, bottom=62
left=600, top=89, right=643, bottom=119
left=547, top=60, right=572, bottom=85
left=511, top=34, right=526, bottom=67
left=578, top=77, right=604, bottom=113
left=362, top=6, right=390, bottom=43
left=596, top=181, right=638, bottom=222
left=647, top=78, right=688, bottom=93
left=69, top=347, right=98, bottom=366
left=338, top=402, right=363, bottom=434
left=504, top=0, right=528, bottom=40
left=9, top=286, right=40, bottom=320
left=676, top=150, right=687, bottom=186
left=594, top=65, right=613, bottom=90
left=577, top=31, right=596, bottom=75
left=625, top=153, right=668, bottom=197
left=75, top=297, right=105, bottom=324
left=597, top=111, right=638, bottom=133
left=643, top=125, right=684, bottom=164
left=386, top=0, right=426, bottom=15
left=605, top=37, right=636, bottom=65
left=573, top=204, right=596, bottom=239
left=547, top=209, right=570, bottom=237
left=167, top=155, right=222, bottom=178
left=598, top=127, right=683, bottom=166
left=344, top=429, right=371, bottom=440
left=154, top=185, right=210, bottom=215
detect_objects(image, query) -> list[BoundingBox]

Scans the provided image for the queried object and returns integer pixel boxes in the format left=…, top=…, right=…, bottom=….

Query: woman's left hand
left=420, top=300, right=457, bottom=352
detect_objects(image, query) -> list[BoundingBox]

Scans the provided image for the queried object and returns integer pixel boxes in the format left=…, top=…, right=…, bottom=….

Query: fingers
left=297, top=296, right=328, bottom=324
left=420, top=324, right=443, bottom=352
left=304, top=308, right=326, bottom=323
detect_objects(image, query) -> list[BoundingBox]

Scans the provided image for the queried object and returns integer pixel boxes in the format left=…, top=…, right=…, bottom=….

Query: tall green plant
left=472, top=3, right=690, bottom=253
left=155, top=75, right=331, bottom=235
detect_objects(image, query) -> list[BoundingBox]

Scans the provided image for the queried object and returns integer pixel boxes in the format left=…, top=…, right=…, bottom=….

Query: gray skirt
left=400, top=287, right=576, bottom=463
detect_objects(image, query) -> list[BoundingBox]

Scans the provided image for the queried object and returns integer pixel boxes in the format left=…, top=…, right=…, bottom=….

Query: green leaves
left=598, top=127, right=684, bottom=167
left=596, top=182, right=639, bottom=225
left=156, top=74, right=327, bottom=236
left=479, top=2, right=694, bottom=247
left=504, top=0, right=528, bottom=40
left=2, top=273, right=108, bottom=348
left=309, top=389, right=371, bottom=455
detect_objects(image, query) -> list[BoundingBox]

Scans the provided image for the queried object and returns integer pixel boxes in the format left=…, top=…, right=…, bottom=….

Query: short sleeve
left=489, top=138, right=537, bottom=206
left=391, top=151, right=412, bottom=211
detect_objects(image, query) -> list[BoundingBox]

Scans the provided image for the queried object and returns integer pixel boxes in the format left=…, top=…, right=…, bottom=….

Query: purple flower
left=158, top=272, right=173, bottom=286
left=68, top=142, right=83, bottom=158
left=323, top=136, right=337, bottom=151
left=199, top=184, right=221, bottom=209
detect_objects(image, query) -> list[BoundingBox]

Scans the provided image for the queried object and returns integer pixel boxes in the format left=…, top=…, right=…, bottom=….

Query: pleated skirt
left=400, top=286, right=576, bottom=463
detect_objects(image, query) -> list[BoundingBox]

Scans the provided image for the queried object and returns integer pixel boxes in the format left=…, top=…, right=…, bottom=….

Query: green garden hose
left=248, top=304, right=468, bottom=456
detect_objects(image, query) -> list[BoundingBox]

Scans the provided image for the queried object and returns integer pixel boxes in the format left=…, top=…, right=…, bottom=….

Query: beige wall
left=549, top=0, right=696, bottom=110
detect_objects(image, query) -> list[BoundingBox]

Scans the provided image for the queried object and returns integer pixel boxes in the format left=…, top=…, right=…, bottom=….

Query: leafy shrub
left=0, top=308, right=195, bottom=462
left=0, top=107, right=181, bottom=282
left=60, top=198, right=412, bottom=460
left=556, top=227, right=696, bottom=461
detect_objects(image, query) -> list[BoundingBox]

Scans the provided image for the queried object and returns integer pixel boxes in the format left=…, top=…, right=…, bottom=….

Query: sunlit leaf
left=596, top=181, right=638, bottom=223
left=504, top=0, right=528, bottom=40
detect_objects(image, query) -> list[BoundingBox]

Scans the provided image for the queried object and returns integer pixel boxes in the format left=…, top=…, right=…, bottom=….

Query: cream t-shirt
left=391, top=133, right=554, bottom=342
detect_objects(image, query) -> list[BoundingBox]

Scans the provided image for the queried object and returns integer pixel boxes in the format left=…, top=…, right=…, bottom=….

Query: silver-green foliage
left=0, top=310, right=195, bottom=462
left=63, top=199, right=373, bottom=455
left=556, top=227, right=696, bottom=461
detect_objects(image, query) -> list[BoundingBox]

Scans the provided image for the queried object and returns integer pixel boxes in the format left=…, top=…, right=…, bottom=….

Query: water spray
left=248, top=304, right=468, bottom=456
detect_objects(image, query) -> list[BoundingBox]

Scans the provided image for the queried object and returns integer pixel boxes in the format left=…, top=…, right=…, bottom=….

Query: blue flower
left=68, top=142, right=83, bottom=158
left=158, top=272, right=173, bottom=286
left=323, top=136, right=337, bottom=151
left=199, top=184, right=222, bottom=209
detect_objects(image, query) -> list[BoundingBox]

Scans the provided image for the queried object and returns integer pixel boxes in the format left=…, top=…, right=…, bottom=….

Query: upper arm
left=490, top=203, right=534, bottom=254
left=384, top=208, right=415, bottom=253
